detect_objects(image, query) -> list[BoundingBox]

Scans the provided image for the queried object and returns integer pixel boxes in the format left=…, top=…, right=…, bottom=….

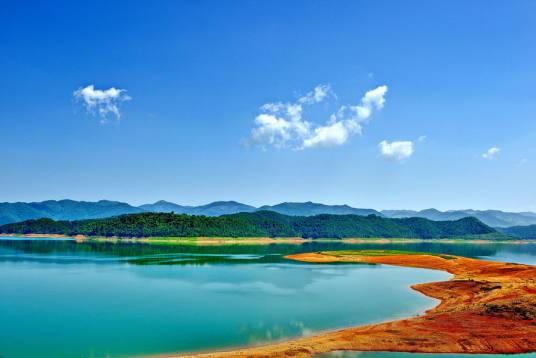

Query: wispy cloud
left=247, top=84, right=388, bottom=150
left=297, top=84, right=332, bottom=105
left=379, top=140, right=414, bottom=162
left=73, top=85, right=131, bottom=123
left=482, top=147, right=500, bottom=160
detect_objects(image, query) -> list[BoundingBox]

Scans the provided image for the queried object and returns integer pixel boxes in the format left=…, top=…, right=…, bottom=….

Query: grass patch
left=320, top=249, right=457, bottom=260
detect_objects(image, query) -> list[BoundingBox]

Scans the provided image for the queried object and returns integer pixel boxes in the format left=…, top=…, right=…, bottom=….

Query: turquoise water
left=0, top=239, right=535, bottom=358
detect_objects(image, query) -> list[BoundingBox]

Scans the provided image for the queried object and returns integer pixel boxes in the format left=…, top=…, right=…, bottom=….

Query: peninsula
left=174, top=250, right=536, bottom=357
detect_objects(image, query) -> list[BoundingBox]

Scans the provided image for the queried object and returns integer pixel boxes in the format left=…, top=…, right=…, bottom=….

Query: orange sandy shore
left=168, top=252, right=536, bottom=357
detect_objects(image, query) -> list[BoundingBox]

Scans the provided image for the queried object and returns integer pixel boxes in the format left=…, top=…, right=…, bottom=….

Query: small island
left=173, top=250, right=536, bottom=357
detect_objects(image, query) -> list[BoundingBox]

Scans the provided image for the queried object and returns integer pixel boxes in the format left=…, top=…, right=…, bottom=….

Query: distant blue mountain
left=381, top=209, right=536, bottom=228
left=0, top=200, right=143, bottom=225
left=258, top=201, right=383, bottom=217
left=138, top=200, right=191, bottom=214
left=499, top=224, right=536, bottom=240
left=141, top=200, right=381, bottom=217
left=2, top=199, right=535, bottom=228
left=0, top=200, right=381, bottom=224
left=140, top=200, right=256, bottom=216
left=190, top=201, right=257, bottom=216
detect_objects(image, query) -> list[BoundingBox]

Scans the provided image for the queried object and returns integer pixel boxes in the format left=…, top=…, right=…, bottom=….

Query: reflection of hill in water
left=2, top=239, right=536, bottom=265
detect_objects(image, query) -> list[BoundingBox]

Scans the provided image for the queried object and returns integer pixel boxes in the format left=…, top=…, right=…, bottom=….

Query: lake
left=1, top=238, right=535, bottom=358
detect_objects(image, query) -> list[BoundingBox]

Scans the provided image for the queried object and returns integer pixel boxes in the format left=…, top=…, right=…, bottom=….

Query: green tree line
left=0, top=210, right=499, bottom=239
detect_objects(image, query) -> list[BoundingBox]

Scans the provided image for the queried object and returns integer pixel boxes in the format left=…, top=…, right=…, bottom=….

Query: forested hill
left=500, top=224, right=536, bottom=240
left=0, top=211, right=503, bottom=239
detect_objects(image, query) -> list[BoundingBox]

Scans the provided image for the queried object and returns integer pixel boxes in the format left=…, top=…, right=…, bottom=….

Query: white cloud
left=73, top=85, right=131, bottom=122
left=482, top=147, right=500, bottom=160
left=360, top=85, right=388, bottom=111
left=248, top=84, right=388, bottom=150
left=249, top=114, right=294, bottom=149
left=379, top=140, right=414, bottom=162
left=302, top=120, right=355, bottom=148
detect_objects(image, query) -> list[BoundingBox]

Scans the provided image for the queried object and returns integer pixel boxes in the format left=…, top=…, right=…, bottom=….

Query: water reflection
left=1, top=238, right=536, bottom=265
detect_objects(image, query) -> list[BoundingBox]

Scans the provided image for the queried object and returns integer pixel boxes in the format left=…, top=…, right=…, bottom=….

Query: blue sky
left=1, top=1, right=535, bottom=211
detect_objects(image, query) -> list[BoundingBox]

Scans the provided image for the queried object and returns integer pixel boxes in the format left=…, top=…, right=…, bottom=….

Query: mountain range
left=1, top=199, right=535, bottom=229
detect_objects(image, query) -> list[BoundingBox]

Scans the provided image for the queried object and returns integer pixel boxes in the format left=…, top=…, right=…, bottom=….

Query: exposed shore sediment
left=172, top=251, right=536, bottom=357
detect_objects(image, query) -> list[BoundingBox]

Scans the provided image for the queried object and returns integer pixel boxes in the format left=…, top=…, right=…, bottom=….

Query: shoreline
left=167, top=251, right=536, bottom=357
left=0, top=233, right=533, bottom=245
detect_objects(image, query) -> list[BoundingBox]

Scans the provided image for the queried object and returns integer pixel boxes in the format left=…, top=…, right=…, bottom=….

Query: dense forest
left=0, top=210, right=503, bottom=239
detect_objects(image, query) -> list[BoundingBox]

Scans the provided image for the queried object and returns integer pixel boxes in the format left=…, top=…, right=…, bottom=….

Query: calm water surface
left=1, top=238, right=535, bottom=358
